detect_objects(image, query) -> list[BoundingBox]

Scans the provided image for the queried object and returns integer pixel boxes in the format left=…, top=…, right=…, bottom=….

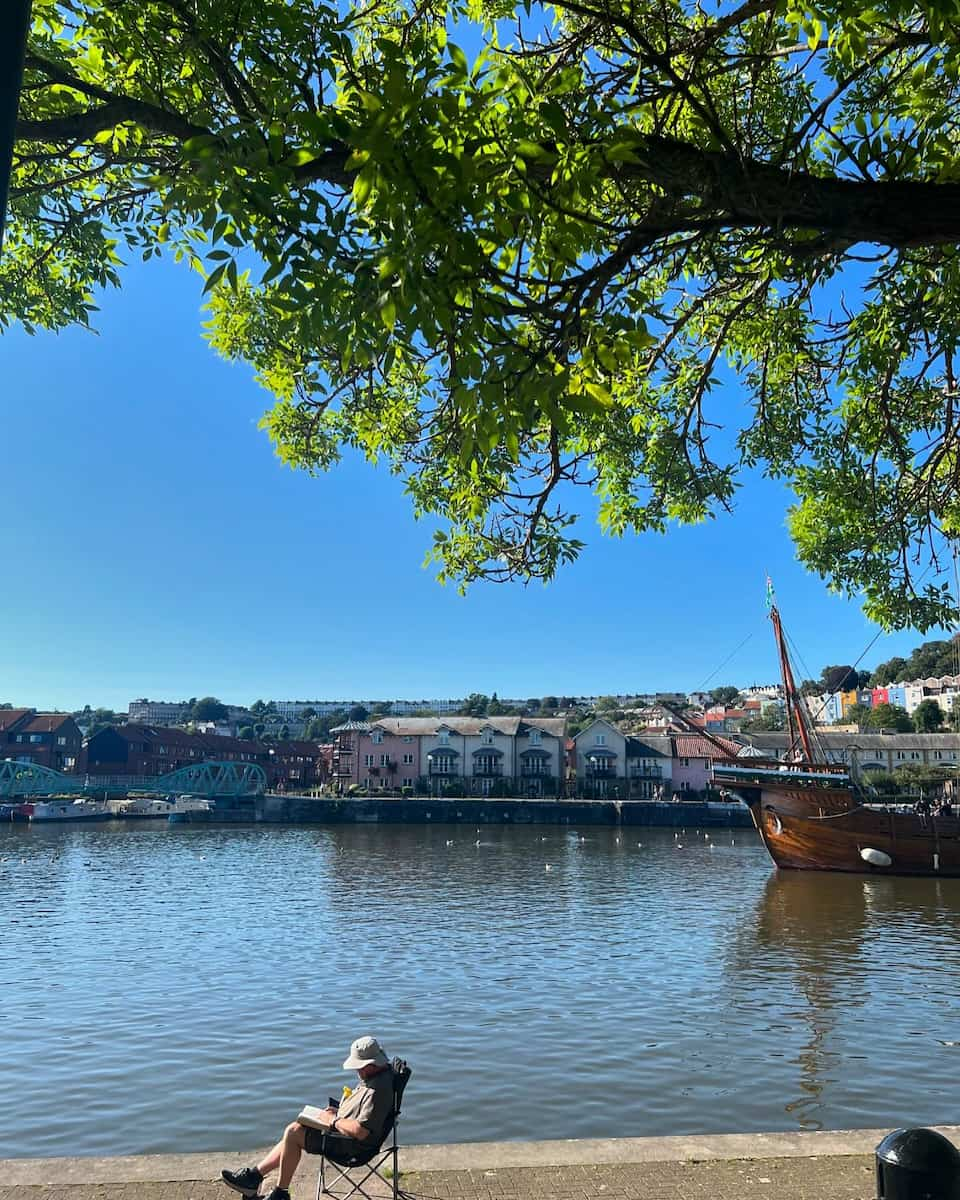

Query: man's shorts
left=303, top=1126, right=363, bottom=1158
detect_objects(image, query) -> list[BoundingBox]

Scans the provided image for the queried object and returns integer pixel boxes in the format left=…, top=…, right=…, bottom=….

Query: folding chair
left=315, top=1058, right=412, bottom=1200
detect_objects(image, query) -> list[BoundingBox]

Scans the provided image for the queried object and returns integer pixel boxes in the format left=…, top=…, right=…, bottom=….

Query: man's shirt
left=338, top=1069, right=394, bottom=1139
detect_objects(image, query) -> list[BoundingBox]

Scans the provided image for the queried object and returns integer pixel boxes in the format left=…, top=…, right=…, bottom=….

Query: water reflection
left=732, top=870, right=960, bottom=1132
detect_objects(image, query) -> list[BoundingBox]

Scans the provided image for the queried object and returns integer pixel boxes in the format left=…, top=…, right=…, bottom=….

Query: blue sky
left=0, top=255, right=940, bottom=713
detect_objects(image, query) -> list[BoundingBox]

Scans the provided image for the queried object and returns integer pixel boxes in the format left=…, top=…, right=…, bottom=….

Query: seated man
left=221, top=1036, right=395, bottom=1200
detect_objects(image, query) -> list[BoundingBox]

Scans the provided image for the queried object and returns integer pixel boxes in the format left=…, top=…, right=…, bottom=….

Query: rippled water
left=2, top=820, right=960, bottom=1158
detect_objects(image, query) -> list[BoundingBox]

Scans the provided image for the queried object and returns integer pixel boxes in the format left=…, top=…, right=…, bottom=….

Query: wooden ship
left=709, top=605, right=960, bottom=877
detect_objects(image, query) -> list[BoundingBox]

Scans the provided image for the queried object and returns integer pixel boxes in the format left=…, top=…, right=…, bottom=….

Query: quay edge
left=5, top=1126, right=960, bottom=1182
left=193, top=795, right=756, bottom=828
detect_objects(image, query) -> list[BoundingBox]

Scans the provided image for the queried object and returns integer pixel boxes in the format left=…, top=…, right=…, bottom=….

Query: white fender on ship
left=860, top=847, right=892, bottom=868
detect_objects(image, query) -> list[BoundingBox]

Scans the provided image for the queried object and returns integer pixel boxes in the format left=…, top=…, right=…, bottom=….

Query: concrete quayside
left=204, top=794, right=757, bottom=828
left=5, top=1128, right=960, bottom=1200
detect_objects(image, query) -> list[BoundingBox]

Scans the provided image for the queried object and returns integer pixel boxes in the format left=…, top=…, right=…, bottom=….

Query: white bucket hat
left=343, top=1035, right=389, bottom=1070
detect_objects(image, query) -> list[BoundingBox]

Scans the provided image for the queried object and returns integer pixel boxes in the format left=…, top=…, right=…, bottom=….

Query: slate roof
left=270, top=739, right=328, bottom=757
left=20, top=713, right=76, bottom=734
left=100, top=723, right=265, bottom=755
left=367, top=716, right=567, bottom=737
left=0, top=708, right=34, bottom=732
left=625, top=736, right=669, bottom=758
left=735, top=731, right=960, bottom=752
left=0, top=710, right=75, bottom=735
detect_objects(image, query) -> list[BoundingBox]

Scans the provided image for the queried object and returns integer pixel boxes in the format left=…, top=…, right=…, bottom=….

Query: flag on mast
left=765, top=575, right=775, bottom=610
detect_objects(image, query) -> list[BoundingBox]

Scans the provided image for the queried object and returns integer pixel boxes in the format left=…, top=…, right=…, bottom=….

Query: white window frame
left=364, top=753, right=375, bottom=766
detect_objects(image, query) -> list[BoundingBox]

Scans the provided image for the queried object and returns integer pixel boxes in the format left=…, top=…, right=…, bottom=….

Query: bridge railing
left=0, top=759, right=267, bottom=799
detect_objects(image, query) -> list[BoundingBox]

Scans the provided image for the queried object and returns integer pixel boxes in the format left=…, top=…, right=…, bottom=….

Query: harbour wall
left=209, top=795, right=755, bottom=828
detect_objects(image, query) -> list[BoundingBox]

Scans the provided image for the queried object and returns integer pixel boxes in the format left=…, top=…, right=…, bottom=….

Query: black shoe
left=263, top=1190, right=290, bottom=1200
left=221, top=1166, right=264, bottom=1197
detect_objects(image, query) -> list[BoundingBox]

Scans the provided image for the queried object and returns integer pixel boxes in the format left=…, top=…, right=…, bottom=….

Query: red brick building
left=84, top=724, right=330, bottom=789
left=85, top=724, right=269, bottom=776
left=266, top=740, right=332, bottom=790
left=0, top=709, right=83, bottom=771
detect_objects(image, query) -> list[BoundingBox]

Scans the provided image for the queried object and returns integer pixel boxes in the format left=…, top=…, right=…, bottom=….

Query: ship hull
left=733, top=779, right=960, bottom=876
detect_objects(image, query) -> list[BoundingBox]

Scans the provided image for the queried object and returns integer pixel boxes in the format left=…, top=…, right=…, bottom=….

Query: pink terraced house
left=330, top=721, right=422, bottom=791
left=670, top=734, right=739, bottom=796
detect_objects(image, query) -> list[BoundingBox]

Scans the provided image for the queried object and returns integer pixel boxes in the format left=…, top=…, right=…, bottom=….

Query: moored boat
left=30, top=797, right=112, bottom=822
left=711, top=600, right=960, bottom=877
left=167, top=795, right=212, bottom=823
left=116, top=794, right=178, bottom=818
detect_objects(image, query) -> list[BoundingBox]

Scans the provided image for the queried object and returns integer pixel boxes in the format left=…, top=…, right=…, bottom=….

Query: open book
left=297, top=1100, right=340, bottom=1131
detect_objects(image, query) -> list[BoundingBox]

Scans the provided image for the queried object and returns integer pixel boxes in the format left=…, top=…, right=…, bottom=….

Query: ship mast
left=769, top=604, right=818, bottom=763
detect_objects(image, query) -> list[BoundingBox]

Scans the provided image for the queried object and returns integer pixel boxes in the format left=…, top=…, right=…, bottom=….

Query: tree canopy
left=866, top=699, right=913, bottom=729
left=821, top=664, right=859, bottom=692
left=872, top=633, right=960, bottom=683
left=9, top=0, right=960, bottom=627
left=191, top=695, right=228, bottom=721
left=913, top=696, right=946, bottom=728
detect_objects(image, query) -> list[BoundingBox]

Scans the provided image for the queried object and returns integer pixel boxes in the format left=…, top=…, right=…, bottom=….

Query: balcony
left=473, top=766, right=504, bottom=778
left=586, top=767, right=616, bottom=779
left=628, top=765, right=662, bottom=778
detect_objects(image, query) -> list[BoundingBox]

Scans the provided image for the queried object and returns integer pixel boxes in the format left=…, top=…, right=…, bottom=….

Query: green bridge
left=0, top=760, right=267, bottom=799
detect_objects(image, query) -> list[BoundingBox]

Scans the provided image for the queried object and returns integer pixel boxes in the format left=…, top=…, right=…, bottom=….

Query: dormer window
left=482, top=730, right=494, bottom=745
left=438, top=729, right=450, bottom=745
left=530, top=729, right=541, bottom=746
left=371, top=731, right=384, bottom=744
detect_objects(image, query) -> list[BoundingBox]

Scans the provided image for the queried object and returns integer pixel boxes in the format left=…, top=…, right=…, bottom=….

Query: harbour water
left=2, top=821, right=960, bottom=1158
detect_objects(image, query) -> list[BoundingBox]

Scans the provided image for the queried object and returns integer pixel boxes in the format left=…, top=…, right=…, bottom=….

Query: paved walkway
left=5, top=1127, right=957, bottom=1200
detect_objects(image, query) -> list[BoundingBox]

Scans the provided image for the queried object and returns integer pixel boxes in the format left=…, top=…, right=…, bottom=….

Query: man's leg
left=276, top=1121, right=307, bottom=1193
left=255, top=1134, right=284, bottom=1179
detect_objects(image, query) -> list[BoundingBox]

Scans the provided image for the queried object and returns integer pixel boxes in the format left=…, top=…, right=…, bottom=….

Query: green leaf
left=379, top=293, right=397, bottom=329
left=448, top=42, right=468, bottom=73
left=202, top=262, right=228, bottom=294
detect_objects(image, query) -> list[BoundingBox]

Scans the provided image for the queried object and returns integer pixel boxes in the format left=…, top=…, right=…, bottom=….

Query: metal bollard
left=876, top=1129, right=960, bottom=1200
